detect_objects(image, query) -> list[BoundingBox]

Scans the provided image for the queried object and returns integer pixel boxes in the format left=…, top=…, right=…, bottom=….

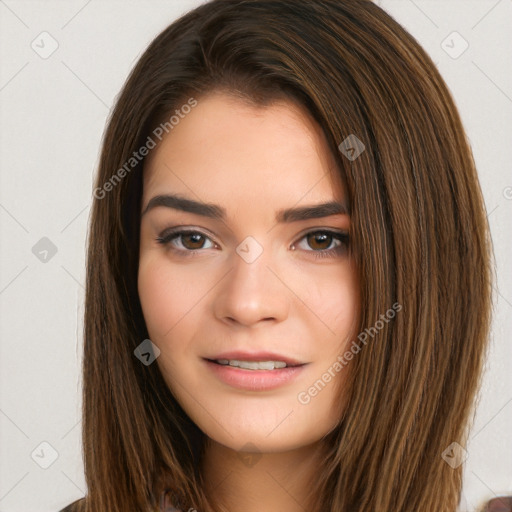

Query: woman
left=61, top=0, right=494, bottom=510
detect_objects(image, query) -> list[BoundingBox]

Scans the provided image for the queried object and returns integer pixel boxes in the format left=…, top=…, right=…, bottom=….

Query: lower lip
left=204, top=359, right=307, bottom=391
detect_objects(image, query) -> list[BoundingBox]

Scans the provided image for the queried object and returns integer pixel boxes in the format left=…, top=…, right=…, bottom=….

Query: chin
left=196, top=411, right=334, bottom=453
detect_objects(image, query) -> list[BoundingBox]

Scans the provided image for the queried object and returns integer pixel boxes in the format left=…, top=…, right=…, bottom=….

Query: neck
left=200, top=437, right=327, bottom=512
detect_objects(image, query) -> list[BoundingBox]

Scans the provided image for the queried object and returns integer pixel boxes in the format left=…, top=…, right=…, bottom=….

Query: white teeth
left=214, top=359, right=288, bottom=370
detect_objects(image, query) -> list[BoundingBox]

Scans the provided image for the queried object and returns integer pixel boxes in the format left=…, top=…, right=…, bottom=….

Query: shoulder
left=58, top=497, right=86, bottom=512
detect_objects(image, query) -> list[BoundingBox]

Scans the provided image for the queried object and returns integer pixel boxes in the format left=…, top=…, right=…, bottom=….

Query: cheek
left=137, top=259, right=197, bottom=391
left=138, top=262, right=168, bottom=339
left=304, top=265, right=360, bottom=340
left=137, top=258, right=193, bottom=340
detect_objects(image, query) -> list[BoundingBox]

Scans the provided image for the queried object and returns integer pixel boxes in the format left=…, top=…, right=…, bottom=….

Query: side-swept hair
left=73, top=1, right=494, bottom=510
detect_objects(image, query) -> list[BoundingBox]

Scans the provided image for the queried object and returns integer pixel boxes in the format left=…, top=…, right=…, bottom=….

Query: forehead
left=142, top=91, right=345, bottom=205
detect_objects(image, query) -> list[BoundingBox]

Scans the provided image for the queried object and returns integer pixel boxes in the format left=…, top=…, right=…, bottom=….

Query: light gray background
left=0, top=1, right=510, bottom=511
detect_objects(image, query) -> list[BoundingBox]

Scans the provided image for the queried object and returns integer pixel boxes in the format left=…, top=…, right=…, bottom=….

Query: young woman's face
left=138, top=91, right=360, bottom=453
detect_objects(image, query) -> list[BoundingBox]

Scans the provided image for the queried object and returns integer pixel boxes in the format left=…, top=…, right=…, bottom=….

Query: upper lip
left=205, top=351, right=306, bottom=366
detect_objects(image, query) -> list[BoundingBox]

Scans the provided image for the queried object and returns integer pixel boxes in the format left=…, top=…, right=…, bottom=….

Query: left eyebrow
left=140, top=193, right=349, bottom=222
left=277, top=200, right=349, bottom=222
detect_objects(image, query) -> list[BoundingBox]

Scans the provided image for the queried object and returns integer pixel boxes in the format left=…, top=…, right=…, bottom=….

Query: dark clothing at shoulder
left=59, top=497, right=86, bottom=512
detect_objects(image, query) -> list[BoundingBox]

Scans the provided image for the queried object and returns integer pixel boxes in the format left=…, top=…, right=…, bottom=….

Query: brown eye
left=292, top=230, right=349, bottom=260
left=181, top=232, right=207, bottom=250
left=306, top=232, right=334, bottom=251
left=155, top=229, right=216, bottom=253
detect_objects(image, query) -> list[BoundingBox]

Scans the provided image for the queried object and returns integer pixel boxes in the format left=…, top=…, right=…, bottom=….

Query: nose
left=213, top=240, right=290, bottom=328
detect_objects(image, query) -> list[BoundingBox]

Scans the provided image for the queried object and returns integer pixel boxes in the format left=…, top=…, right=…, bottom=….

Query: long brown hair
left=75, top=0, right=494, bottom=510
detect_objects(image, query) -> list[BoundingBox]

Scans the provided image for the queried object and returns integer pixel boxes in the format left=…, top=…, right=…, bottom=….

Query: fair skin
left=138, top=91, right=360, bottom=512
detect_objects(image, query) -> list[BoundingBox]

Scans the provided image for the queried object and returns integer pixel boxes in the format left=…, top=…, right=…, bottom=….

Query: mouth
left=204, top=351, right=306, bottom=371
left=206, top=358, right=304, bottom=370
left=202, top=352, right=309, bottom=391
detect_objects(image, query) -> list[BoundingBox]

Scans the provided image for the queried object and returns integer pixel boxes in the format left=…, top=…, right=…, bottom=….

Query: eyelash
left=155, top=227, right=349, bottom=260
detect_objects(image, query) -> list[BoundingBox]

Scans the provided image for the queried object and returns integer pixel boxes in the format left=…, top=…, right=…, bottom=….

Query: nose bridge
left=214, top=234, right=288, bottom=326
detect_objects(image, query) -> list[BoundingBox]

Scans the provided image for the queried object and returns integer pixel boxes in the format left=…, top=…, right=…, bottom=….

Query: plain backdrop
left=0, top=1, right=511, bottom=511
